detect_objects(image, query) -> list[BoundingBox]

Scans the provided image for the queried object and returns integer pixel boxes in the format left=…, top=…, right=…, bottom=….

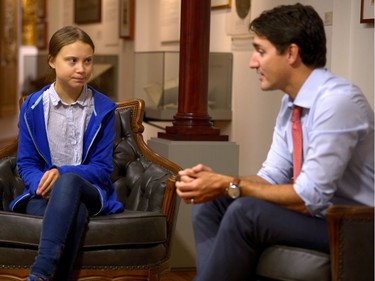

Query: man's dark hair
left=249, top=3, right=326, bottom=68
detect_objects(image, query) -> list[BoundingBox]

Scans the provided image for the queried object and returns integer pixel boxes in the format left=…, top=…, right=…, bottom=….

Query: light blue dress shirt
left=43, top=84, right=94, bottom=167
left=257, top=68, right=374, bottom=216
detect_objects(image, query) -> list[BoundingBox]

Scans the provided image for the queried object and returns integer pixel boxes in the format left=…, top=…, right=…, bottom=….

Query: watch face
left=229, top=184, right=240, bottom=199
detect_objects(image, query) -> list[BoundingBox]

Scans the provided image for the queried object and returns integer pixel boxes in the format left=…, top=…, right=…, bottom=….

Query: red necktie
left=292, top=106, right=303, bottom=180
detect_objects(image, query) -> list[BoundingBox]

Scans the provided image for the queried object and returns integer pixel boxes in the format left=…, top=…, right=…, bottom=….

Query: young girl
left=10, top=26, right=123, bottom=281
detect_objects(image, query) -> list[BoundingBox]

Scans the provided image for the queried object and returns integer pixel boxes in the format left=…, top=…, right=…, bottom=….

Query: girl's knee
left=58, top=173, right=82, bottom=185
left=52, top=173, right=83, bottom=197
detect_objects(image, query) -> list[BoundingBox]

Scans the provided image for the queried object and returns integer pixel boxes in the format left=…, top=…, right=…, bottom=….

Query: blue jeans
left=192, top=196, right=329, bottom=281
left=25, top=173, right=101, bottom=281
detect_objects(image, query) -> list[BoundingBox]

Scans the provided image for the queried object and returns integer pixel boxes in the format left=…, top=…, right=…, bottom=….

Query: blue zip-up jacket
left=10, top=84, right=124, bottom=215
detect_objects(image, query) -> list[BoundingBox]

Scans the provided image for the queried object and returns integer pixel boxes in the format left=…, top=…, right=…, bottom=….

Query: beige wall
left=331, top=0, right=374, bottom=107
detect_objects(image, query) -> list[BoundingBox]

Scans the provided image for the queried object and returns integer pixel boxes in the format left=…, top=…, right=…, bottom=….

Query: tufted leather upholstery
left=0, top=99, right=181, bottom=280
left=255, top=205, right=374, bottom=281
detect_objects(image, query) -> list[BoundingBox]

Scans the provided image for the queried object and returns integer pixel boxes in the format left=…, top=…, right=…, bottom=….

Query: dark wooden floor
left=160, top=271, right=196, bottom=281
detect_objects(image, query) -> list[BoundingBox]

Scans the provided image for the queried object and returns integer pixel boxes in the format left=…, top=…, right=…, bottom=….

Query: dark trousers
left=192, top=196, right=329, bottom=281
left=25, top=173, right=101, bottom=281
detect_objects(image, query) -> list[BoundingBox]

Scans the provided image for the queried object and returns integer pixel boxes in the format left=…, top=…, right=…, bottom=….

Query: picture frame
left=119, top=0, right=135, bottom=39
left=211, top=0, right=231, bottom=9
left=37, top=0, right=47, bottom=18
left=36, top=21, right=48, bottom=49
left=22, top=22, right=36, bottom=46
left=74, top=0, right=101, bottom=24
left=226, top=0, right=251, bottom=37
left=360, top=0, right=374, bottom=23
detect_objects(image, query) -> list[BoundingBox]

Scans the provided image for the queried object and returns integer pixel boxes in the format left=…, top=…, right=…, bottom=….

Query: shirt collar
left=49, top=83, right=91, bottom=107
left=288, top=68, right=329, bottom=109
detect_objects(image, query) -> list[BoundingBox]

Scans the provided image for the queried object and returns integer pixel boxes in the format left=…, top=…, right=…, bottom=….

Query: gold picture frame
left=211, top=0, right=231, bottom=9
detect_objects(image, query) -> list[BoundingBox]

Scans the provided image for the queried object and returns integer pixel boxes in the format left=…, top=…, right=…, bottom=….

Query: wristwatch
left=226, top=177, right=241, bottom=199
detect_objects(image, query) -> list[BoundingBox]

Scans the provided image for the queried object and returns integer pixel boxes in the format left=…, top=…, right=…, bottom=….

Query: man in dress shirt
left=176, top=3, right=374, bottom=281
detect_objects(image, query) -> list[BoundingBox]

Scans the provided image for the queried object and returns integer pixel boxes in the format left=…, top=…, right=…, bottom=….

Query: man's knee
left=192, top=196, right=231, bottom=224
left=220, top=197, right=272, bottom=234
left=225, top=197, right=266, bottom=218
left=192, top=203, right=205, bottom=222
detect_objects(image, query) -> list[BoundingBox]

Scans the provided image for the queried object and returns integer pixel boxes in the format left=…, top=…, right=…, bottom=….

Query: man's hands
left=36, top=168, right=60, bottom=199
left=176, top=164, right=232, bottom=204
left=176, top=164, right=308, bottom=215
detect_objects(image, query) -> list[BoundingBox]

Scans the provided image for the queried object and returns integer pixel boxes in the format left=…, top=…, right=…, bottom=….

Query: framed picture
left=22, top=22, right=36, bottom=46
left=119, top=0, right=135, bottom=39
left=37, top=0, right=47, bottom=18
left=211, top=0, right=231, bottom=9
left=360, top=0, right=374, bottom=23
left=36, top=21, right=48, bottom=49
left=74, top=0, right=101, bottom=24
left=226, top=0, right=251, bottom=37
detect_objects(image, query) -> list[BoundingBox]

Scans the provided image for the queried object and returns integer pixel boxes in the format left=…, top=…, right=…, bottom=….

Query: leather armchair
left=0, top=99, right=181, bottom=281
left=256, top=205, right=374, bottom=281
left=327, top=205, right=374, bottom=281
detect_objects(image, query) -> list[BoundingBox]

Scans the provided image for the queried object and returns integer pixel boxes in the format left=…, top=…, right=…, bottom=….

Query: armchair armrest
left=0, top=137, right=17, bottom=159
left=0, top=138, right=22, bottom=211
left=326, top=205, right=374, bottom=281
left=0, top=156, right=24, bottom=211
left=113, top=99, right=181, bottom=225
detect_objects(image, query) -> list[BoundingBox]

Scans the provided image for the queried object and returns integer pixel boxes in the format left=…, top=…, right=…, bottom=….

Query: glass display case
left=134, top=52, right=233, bottom=120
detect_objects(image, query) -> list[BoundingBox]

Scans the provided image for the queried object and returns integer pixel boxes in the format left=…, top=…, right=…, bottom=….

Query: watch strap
left=225, top=177, right=241, bottom=194
left=232, top=177, right=241, bottom=187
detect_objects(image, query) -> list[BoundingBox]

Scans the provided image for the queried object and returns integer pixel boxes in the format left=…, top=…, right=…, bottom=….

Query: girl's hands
left=37, top=168, right=60, bottom=199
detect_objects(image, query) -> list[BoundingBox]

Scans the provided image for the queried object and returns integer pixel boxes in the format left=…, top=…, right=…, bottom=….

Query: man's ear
left=287, top=44, right=300, bottom=65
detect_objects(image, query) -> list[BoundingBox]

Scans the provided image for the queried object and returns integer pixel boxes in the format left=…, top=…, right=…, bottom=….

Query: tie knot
left=292, top=106, right=302, bottom=122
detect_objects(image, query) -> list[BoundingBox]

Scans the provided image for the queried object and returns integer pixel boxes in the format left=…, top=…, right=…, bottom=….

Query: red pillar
left=158, top=0, right=228, bottom=141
